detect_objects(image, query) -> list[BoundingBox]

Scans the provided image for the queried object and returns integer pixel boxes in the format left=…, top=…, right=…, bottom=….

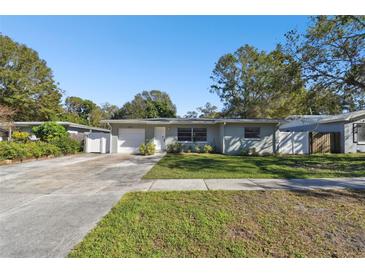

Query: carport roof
left=101, top=118, right=284, bottom=125
left=280, top=110, right=365, bottom=131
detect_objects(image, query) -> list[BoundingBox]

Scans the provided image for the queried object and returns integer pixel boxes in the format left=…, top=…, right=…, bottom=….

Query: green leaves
left=0, top=35, right=63, bottom=121
left=114, top=90, right=177, bottom=119
left=63, top=96, right=104, bottom=126
left=32, top=122, right=68, bottom=142
left=211, top=45, right=307, bottom=118
left=211, top=16, right=365, bottom=117
left=286, top=15, right=365, bottom=113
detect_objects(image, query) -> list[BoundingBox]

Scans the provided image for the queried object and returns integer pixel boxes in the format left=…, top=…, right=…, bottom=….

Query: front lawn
left=143, top=153, right=365, bottom=179
left=69, top=190, right=365, bottom=258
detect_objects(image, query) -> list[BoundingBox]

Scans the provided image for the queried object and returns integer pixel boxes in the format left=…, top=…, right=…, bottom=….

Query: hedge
left=0, top=141, right=61, bottom=161
left=49, top=136, right=82, bottom=154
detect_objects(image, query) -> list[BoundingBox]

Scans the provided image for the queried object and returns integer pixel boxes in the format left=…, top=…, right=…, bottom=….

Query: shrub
left=32, top=122, right=68, bottom=142
left=193, top=144, right=201, bottom=153
left=0, top=141, right=61, bottom=160
left=12, top=131, right=30, bottom=143
left=240, top=147, right=258, bottom=156
left=139, top=141, right=156, bottom=156
left=50, top=136, right=82, bottom=154
left=41, top=142, right=62, bottom=157
left=185, top=145, right=193, bottom=153
left=166, top=142, right=182, bottom=153
left=0, top=142, right=26, bottom=160
left=203, top=144, right=214, bottom=153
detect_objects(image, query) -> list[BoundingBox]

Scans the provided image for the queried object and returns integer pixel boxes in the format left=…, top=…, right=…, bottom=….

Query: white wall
left=344, top=119, right=365, bottom=153
left=84, top=132, right=110, bottom=153
left=223, top=124, right=276, bottom=155
left=278, top=132, right=309, bottom=154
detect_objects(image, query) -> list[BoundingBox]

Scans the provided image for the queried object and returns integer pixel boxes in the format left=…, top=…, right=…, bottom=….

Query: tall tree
left=63, top=96, right=103, bottom=126
left=0, top=105, right=15, bottom=124
left=0, top=35, right=63, bottom=121
left=184, top=111, right=198, bottom=118
left=210, top=45, right=307, bottom=118
left=197, top=102, right=220, bottom=118
left=184, top=102, right=221, bottom=118
left=285, top=16, right=365, bottom=112
left=100, top=103, right=119, bottom=119
left=114, top=90, right=176, bottom=119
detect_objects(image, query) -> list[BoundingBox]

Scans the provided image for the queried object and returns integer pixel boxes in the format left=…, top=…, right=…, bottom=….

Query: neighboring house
left=101, top=118, right=284, bottom=155
left=101, top=110, right=365, bottom=155
left=0, top=121, right=110, bottom=142
left=280, top=110, right=365, bottom=153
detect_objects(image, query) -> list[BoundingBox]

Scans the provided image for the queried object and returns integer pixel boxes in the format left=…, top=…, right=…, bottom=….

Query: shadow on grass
left=288, top=188, right=365, bottom=201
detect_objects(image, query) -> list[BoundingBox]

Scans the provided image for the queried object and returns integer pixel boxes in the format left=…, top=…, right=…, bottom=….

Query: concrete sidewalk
left=143, top=177, right=365, bottom=191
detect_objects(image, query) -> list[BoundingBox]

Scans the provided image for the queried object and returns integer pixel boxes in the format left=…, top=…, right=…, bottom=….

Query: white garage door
left=118, top=128, right=145, bottom=154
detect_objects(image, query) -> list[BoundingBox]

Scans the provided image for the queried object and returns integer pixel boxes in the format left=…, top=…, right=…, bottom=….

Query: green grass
left=69, top=190, right=365, bottom=258
left=143, top=153, right=365, bottom=179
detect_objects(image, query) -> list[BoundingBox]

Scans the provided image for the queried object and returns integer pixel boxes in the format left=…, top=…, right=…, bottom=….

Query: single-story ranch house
left=101, top=110, right=365, bottom=155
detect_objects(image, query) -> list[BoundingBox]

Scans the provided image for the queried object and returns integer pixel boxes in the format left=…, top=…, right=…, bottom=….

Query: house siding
left=344, top=119, right=365, bottom=153
left=165, top=124, right=220, bottom=149
left=110, top=123, right=221, bottom=153
left=109, top=118, right=365, bottom=155
left=109, top=122, right=279, bottom=155
left=223, top=124, right=277, bottom=155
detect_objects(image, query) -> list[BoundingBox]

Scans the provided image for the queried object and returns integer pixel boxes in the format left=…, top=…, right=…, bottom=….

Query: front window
left=177, top=128, right=192, bottom=141
left=177, top=128, right=207, bottom=142
left=193, top=128, right=207, bottom=142
left=244, top=127, right=260, bottom=139
left=356, top=123, right=365, bottom=143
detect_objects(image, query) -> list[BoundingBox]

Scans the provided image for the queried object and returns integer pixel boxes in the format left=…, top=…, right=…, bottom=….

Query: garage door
left=118, top=128, right=145, bottom=154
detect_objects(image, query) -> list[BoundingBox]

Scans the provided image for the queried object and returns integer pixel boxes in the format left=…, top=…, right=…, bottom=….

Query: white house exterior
left=100, top=110, right=365, bottom=155
left=280, top=110, right=365, bottom=153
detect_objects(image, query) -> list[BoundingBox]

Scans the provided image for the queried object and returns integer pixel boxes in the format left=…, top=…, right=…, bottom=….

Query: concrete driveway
left=0, top=153, right=162, bottom=258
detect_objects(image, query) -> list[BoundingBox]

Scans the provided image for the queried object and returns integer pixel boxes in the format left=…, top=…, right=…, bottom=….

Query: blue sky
left=0, top=16, right=309, bottom=116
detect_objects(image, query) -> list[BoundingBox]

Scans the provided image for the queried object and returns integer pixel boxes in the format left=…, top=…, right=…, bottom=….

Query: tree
left=210, top=45, right=307, bottom=118
left=285, top=16, right=365, bottom=112
left=114, top=90, right=176, bottom=119
left=0, top=105, right=15, bottom=124
left=63, top=96, right=103, bottom=126
left=197, top=102, right=220, bottom=118
left=184, top=102, right=221, bottom=118
left=100, top=103, right=119, bottom=119
left=184, top=111, right=198, bottom=118
left=32, top=122, right=68, bottom=142
left=0, top=34, right=63, bottom=121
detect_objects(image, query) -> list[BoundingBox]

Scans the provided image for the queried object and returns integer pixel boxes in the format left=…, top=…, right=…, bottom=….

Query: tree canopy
left=285, top=15, right=365, bottom=113
left=0, top=105, right=15, bottom=124
left=210, top=45, right=307, bottom=118
left=62, top=96, right=104, bottom=127
left=210, top=16, right=365, bottom=117
left=184, top=102, right=221, bottom=118
left=0, top=34, right=63, bottom=121
left=114, top=90, right=176, bottom=119
left=100, top=103, right=119, bottom=120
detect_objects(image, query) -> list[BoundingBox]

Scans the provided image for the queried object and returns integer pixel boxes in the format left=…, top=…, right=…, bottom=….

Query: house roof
left=1, top=121, right=110, bottom=133
left=319, top=110, right=365, bottom=123
left=101, top=118, right=284, bottom=125
left=280, top=110, right=365, bottom=131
